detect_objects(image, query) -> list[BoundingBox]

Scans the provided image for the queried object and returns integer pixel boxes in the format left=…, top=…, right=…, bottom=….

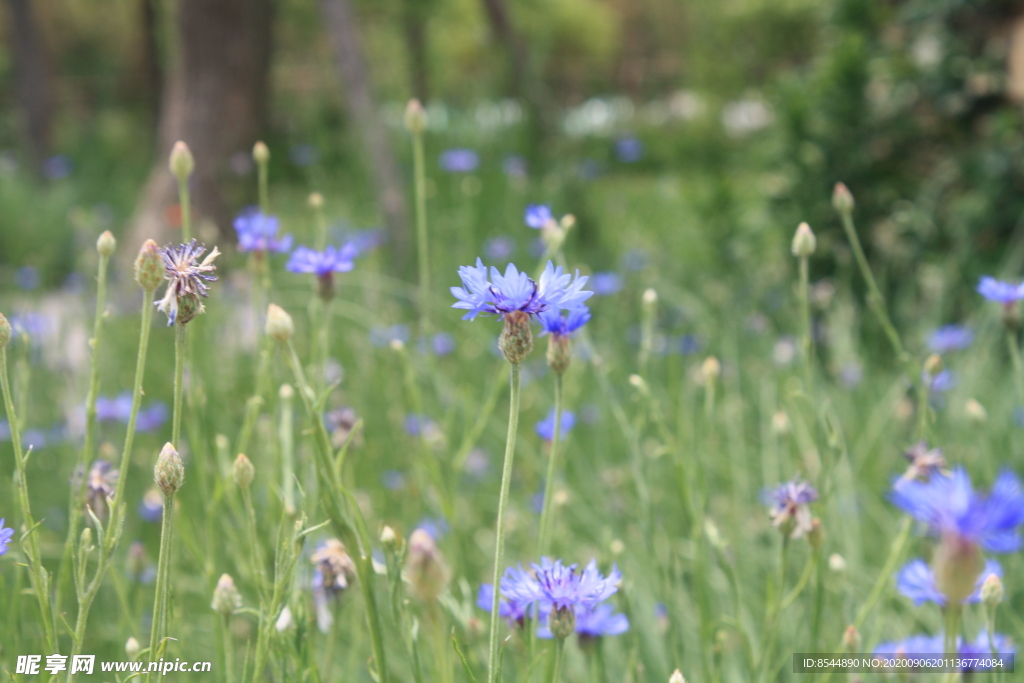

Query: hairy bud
left=547, top=334, right=572, bottom=375
left=97, top=230, right=117, bottom=258
left=499, top=311, right=533, bottom=364
left=791, top=222, right=816, bottom=258
left=169, top=141, right=194, bottom=183
left=233, top=453, right=254, bottom=489
left=125, top=637, right=141, bottom=660
left=266, top=304, right=294, bottom=343
left=832, top=182, right=854, bottom=216
left=404, top=99, right=427, bottom=134
left=211, top=573, right=242, bottom=616
left=0, top=313, right=10, bottom=348
left=669, top=671, right=686, bottom=683
left=407, top=529, right=450, bottom=601
left=253, top=141, right=270, bottom=166
left=981, top=573, right=1004, bottom=609
left=134, top=239, right=164, bottom=292
left=154, top=442, right=184, bottom=498
left=547, top=606, right=576, bottom=641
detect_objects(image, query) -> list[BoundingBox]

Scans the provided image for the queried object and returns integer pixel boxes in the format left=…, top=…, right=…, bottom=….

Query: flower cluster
left=156, top=240, right=220, bottom=325
left=234, top=209, right=293, bottom=254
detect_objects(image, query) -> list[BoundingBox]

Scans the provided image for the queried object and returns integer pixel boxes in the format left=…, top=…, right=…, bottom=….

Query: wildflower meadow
left=3, top=1, right=1024, bottom=681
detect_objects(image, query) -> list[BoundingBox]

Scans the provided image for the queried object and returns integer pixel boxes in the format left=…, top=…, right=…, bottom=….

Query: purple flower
left=896, top=557, right=1001, bottom=606
left=417, top=332, right=456, bottom=356
left=234, top=209, right=293, bottom=253
left=535, top=409, right=576, bottom=441
left=403, top=414, right=435, bottom=438
left=476, top=582, right=535, bottom=626
left=591, top=272, right=623, bottom=296
left=15, top=266, right=40, bottom=291
left=484, top=236, right=516, bottom=261
left=156, top=240, right=220, bottom=325
left=538, top=306, right=590, bottom=338
left=0, top=518, right=13, bottom=556
left=137, top=403, right=169, bottom=432
left=925, top=370, right=956, bottom=394
left=503, top=558, right=620, bottom=612
left=769, top=479, right=818, bottom=538
left=451, top=259, right=593, bottom=321
left=927, top=325, right=973, bottom=353
left=286, top=244, right=358, bottom=277
left=43, top=155, right=72, bottom=180
left=890, top=467, right=1024, bottom=553
left=614, top=137, right=644, bottom=163
left=977, top=276, right=1024, bottom=303
left=95, top=393, right=167, bottom=432
left=525, top=205, right=555, bottom=229
left=439, top=149, right=479, bottom=173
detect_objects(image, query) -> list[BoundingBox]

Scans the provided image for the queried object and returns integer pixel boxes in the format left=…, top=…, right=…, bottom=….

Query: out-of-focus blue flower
left=978, top=277, right=1024, bottom=303
left=234, top=209, right=293, bottom=253
left=137, top=404, right=169, bottom=432
left=525, top=205, right=555, bottom=229
left=503, top=155, right=527, bottom=178
left=381, top=470, right=405, bottom=491
left=874, top=633, right=1015, bottom=669
left=477, top=582, right=535, bottom=626
left=156, top=240, right=220, bottom=325
left=451, top=259, right=593, bottom=321
left=0, top=420, right=9, bottom=441
left=591, top=272, right=623, bottom=296
left=890, top=467, right=1024, bottom=553
left=538, top=306, right=590, bottom=338
left=22, top=429, right=46, bottom=449
left=614, top=137, right=644, bottom=163
left=0, top=518, right=13, bottom=557
left=439, top=149, right=479, bottom=173
left=138, top=488, right=163, bottom=523
left=536, top=409, right=576, bottom=441
left=43, top=155, right=72, bottom=180
left=336, top=228, right=387, bottom=255
left=288, top=144, right=318, bottom=167
left=483, top=236, right=516, bottom=261
left=620, top=248, right=648, bottom=272
left=369, top=324, right=409, bottom=348
left=928, top=325, right=973, bottom=353
left=9, top=313, right=49, bottom=345
left=416, top=517, right=449, bottom=540
left=537, top=603, right=630, bottom=639
left=768, top=479, right=818, bottom=537
left=95, top=393, right=168, bottom=433
left=417, top=332, right=456, bottom=356
left=925, top=370, right=956, bottom=394
left=896, top=557, right=1001, bottom=606
left=669, top=334, right=701, bottom=356
left=503, top=558, right=621, bottom=612
left=15, top=266, right=40, bottom=290
left=286, top=244, right=358, bottom=277
left=577, top=158, right=602, bottom=180
left=839, top=361, right=863, bottom=388
left=403, top=414, right=434, bottom=437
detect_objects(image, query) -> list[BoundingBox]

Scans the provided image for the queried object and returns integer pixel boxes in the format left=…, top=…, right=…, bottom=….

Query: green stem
left=798, top=255, right=813, bottom=392
left=488, top=362, right=522, bottom=683
left=172, top=323, right=187, bottom=448
left=222, top=614, right=234, bottom=683
left=536, top=373, right=564, bottom=556
left=148, top=490, right=176, bottom=679
left=178, top=178, right=191, bottom=242
left=258, top=158, right=269, bottom=215
left=413, top=127, right=430, bottom=336
left=243, top=487, right=268, bottom=600
left=545, top=639, right=565, bottom=683
left=1006, top=329, right=1024, bottom=409
left=280, top=384, right=296, bottom=516
left=0, top=345, right=57, bottom=652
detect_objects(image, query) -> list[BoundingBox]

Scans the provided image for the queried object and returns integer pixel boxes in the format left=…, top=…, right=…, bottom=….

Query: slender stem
left=148, top=490, right=176, bottom=678
left=536, top=373, right=563, bottom=556
left=545, top=639, right=565, bottom=683
left=487, top=362, right=522, bottom=683
left=178, top=178, right=191, bottom=242
left=944, top=604, right=962, bottom=677
left=0, top=346, right=57, bottom=652
left=280, top=384, right=296, bottom=516
left=798, top=255, right=813, bottom=392
left=428, top=601, right=452, bottom=683
left=413, top=128, right=430, bottom=336
left=222, top=614, right=235, bottom=683
left=1006, top=329, right=1024, bottom=409
left=58, top=248, right=112, bottom=610
left=258, top=159, right=269, bottom=215
left=172, top=323, right=187, bottom=448
left=238, top=342, right=273, bottom=456
left=243, top=487, right=268, bottom=600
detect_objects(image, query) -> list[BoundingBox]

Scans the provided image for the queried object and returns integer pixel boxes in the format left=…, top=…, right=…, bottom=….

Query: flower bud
left=308, top=192, right=324, bottom=209
left=169, top=141, right=194, bottom=182
left=404, top=99, right=427, bottom=134
left=266, top=304, right=294, bottom=343
left=275, top=605, right=294, bottom=632
left=771, top=411, right=791, bottom=435
left=154, top=442, right=184, bottom=498
left=211, top=573, right=241, bottom=616
left=134, top=239, right=164, bottom=292
left=233, top=453, right=254, bottom=489
left=380, top=525, right=399, bottom=548
left=0, top=312, right=10, bottom=348
left=828, top=553, right=847, bottom=573
left=791, top=222, right=816, bottom=258
left=499, top=311, right=533, bottom=364
left=253, top=141, right=270, bottom=166
left=832, top=182, right=854, bottom=216
left=843, top=625, right=861, bottom=652
left=642, top=288, right=658, bottom=309
left=125, top=637, right=141, bottom=660
left=933, top=533, right=983, bottom=605
left=97, top=230, right=117, bottom=258
left=669, top=670, right=686, bottom=683
left=547, top=606, right=576, bottom=641
left=981, top=573, right=1004, bottom=608
left=546, top=334, right=572, bottom=375
left=923, top=354, right=942, bottom=377
left=965, top=398, right=988, bottom=425
left=406, top=529, right=450, bottom=601
left=702, top=356, right=721, bottom=383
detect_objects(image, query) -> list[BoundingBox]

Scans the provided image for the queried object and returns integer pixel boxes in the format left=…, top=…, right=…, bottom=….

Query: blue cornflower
left=0, top=518, right=13, bottom=556
left=896, top=557, right=1001, bottom=606
left=503, top=558, right=621, bottom=612
left=138, top=488, right=163, bottom=522
left=927, top=325, right=973, bottom=353
left=450, top=259, right=593, bottom=321
left=476, top=581, right=536, bottom=626
left=156, top=240, right=220, bottom=325
left=536, top=409, right=576, bottom=441
left=537, top=603, right=630, bottom=639
left=538, top=306, right=590, bottom=338
left=233, top=209, right=293, bottom=253
left=614, top=137, right=644, bottom=163
left=503, top=155, right=527, bottom=178
left=890, top=468, right=1024, bottom=553
left=769, top=479, right=819, bottom=538
left=439, top=149, right=479, bottom=173
left=403, top=414, right=435, bottom=437
left=977, top=276, right=1024, bottom=303
left=95, top=393, right=168, bottom=433
left=591, top=272, right=623, bottom=296
left=525, top=204, right=555, bottom=229
left=483, top=235, right=516, bottom=261
left=417, top=332, right=456, bottom=356
left=925, top=369, right=956, bottom=394
left=311, top=539, right=357, bottom=632
left=286, top=244, right=358, bottom=277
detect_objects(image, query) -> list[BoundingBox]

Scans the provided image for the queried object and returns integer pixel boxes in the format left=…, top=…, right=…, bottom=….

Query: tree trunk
left=319, top=0, right=409, bottom=260
left=5, top=0, right=53, bottom=177
left=126, top=0, right=274, bottom=256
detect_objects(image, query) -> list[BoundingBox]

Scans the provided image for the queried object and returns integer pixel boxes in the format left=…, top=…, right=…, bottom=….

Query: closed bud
left=499, top=311, right=533, bottom=364
left=560, top=214, right=576, bottom=231
left=279, top=384, right=293, bottom=400
left=97, top=230, right=116, bottom=257
left=134, top=239, right=164, bottom=292
left=266, top=304, right=294, bottom=343
left=0, top=312, right=10, bottom=347
left=933, top=533, right=984, bottom=605
left=832, top=182, right=854, bottom=215
left=546, top=334, right=572, bottom=375
left=547, top=605, right=576, bottom=640
left=981, top=573, right=1004, bottom=608
left=169, top=141, right=194, bottom=182
left=791, top=222, right=816, bottom=257
left=380, top=525, right=399, bottom=548
left=211, top=573, right=242, bottom=616
left=253, top=141, right=270, bottom=165
left=843, top=625, right=861, bottom=652
left=702, top=356, right=721, bottom=383
left=923, top=354, right=942, bottom=377
left=829, top=553, right=847, bottom=573
left=407, top=529, right=450, bottom=601
left=669, top=670, right=686, bottom=683
left=233, top=453, right=254, bottom=488
left=404, top=99, right=427, bottom=134
left=308, top=192, right=324, bottom=209
left=154, top=442, right=184, bottom=498
left=965, top=398, right=988, bottom=425
left=80, top=527, right=93, bottom=554
left=642, top=288, right=658, bottom=309
left=125, top=637, right=141, bottom=660
left=275, top=605, right=294, bottom=632
left=771, top=411, right=791, bottom=435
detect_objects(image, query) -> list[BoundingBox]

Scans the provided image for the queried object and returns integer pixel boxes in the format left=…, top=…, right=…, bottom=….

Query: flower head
left=311, top=539, right=356, bottom=598
left=451, top=259, right=593, bottom=321
left=234, top=209, right=293, bottom=253
left=977, top=276, right=1024, bottom=304
left=504, top=558, right=620, bottom=612
left=536, top=409, right=576, bottom=441
left=896, top=557, right=1001, bottom=606
left=82, top=460, right=119, bottom=521
left=538, top=306, right=590, bottom=338
left=525, top=205, right=555, bottom=230
left=928, top=325, right=973, bottom=353
left=155, top=240, right=220, bottom=325
left=439, top=149, right=479, bottom=173
left=286, top=244, right=358, bottom=277
left=769, top=479, right=819, bottom=538
left=890, top=467, right=1024, bottom=553
left=900, top=442, right=947, bottom=483
left=591, top=272, right=623, bottom=296
left=0, top=518, right=13, bottom=556
left=476, top=581, right=535, bottom=626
